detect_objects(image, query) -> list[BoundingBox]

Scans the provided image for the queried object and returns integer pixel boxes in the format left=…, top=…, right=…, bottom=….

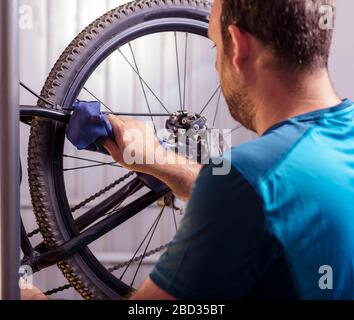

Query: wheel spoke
left=128, top=43, right=157, bottom=133
left=110, top=112, right=172, bottom=117
left=174, top=32, right=183, bottom=110
left=63, top=162, right=119, bottom=172
left=224, top=124, right=243, bottom=137
left=212, top=89, right=222, bottom=127
left=104, top=200, right=126, bottom=218
left=130, top=205, right=165, bottom=287
left=81, top=86, right=170, bottom=117
left=104, top=181, right=143, bottom=217
left=199, top=85, right=221, bottom=115
left=83, top=87, right=114, bottom=113
left=119, top=208, right=163, bottom=281
left=231, top=124, right=243, bottom=133
left=172, top=207, right=178, bottom=233
left=63, top=154, right=122, bottom=168
left=118, top=48, right=170, bottom=114
left=183, top=32, right=188, bottom=110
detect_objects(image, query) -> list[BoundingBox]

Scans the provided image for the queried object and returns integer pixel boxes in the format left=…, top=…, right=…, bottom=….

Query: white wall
left=18, top=0, right=354, bottom=299
left=329, top=0, right=354, bottom=100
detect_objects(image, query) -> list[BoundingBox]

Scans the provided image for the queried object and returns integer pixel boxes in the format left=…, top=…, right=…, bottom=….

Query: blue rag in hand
left=66, top=100, right=114, bottom=154
left=66, top=100, right=169, bottom=193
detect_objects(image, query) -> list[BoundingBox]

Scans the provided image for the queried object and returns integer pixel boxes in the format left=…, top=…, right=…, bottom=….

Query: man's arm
left=19, top=279, right=173, bottom=300
left=129, top=277, right=176, bottom=300
left=141, top=163, right=279, bottom=299
left=103, top=115, right=201, bottom=201
left=21, top=285, right=48, bottom=300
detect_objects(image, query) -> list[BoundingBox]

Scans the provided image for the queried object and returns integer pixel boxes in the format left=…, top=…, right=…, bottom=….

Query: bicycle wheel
left=27, top=0, right=242, bottom=299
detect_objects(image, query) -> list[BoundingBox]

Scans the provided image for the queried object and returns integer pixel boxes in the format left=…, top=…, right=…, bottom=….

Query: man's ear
left=227, top=25, right=250, bottom=72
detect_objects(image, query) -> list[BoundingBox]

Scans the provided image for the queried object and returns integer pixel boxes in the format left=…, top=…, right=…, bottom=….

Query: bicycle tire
left=28, top=0, right=211, bottom=299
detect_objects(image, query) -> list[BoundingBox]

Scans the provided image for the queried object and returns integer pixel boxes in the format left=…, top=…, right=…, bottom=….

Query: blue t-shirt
left=150, top=99, right=354, bottom=300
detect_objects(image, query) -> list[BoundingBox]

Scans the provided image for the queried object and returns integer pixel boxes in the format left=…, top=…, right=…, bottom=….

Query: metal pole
left=0, top=0, right=20, bottom=300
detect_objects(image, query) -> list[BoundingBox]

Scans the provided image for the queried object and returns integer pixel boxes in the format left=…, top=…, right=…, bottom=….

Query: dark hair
left=221, top=0, right=335, bottom=71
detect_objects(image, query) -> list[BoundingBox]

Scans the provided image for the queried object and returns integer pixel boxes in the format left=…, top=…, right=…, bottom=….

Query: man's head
left=208, top=0, right=336, bottom=131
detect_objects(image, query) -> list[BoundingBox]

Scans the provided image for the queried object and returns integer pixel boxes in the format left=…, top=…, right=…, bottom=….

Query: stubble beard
left=220, top=56, right=256, bottom=132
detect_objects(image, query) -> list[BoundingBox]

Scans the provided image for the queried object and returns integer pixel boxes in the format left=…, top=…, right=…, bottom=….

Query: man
left=23, top=0, right=354, bottom=299
left=103, top=0, right=354, bottom=299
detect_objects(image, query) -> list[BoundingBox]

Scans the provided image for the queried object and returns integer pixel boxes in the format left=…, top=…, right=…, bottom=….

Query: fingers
left=108, top=114, right=130, bottom=123
left=108, top=114, right=124, bottom=126
left=21, top=287, right=48, bottom=300
left=103, top=137, right=116, bottom=155
left=107, top=114, right=125, bottom=140
left=117, top=115, right=130, bottom=122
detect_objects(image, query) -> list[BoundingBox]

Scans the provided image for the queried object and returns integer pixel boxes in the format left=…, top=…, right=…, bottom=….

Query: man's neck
left=252, top=68, right=341, bottom=135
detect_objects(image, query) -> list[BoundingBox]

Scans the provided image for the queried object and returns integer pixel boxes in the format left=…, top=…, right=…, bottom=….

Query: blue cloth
left=150, top=99, right=354, bottom=300
left=66, top=100, right=168, bottom=153
left=66, top=100, right=169, bottom=193
left=66, top=100, right=114, bottom=153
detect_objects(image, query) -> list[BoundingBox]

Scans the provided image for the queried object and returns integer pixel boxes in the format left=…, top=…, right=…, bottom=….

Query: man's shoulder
left=225, top=120, right=311, bottom=186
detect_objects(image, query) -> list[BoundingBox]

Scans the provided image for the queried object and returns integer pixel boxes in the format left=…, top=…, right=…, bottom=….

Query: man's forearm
left=137, top=147, right=202, bottom=202
left=102, top=117, right=202, bottom=201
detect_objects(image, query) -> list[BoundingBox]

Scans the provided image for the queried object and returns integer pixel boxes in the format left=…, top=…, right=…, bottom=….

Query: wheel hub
left=166, top=111, right=207, bottom=135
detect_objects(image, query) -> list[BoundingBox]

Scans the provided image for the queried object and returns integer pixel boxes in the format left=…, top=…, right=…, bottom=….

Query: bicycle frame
left=20, top=105, right=70, bottom=124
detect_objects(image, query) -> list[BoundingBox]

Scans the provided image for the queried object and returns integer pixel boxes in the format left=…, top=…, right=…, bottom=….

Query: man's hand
left=130, top=277, right=176, bottom=300
left=103, top=115, right=202, bottom=201
left=103, top=115, right=163, bottom=171
left=21, top=285, right=48, bottom=300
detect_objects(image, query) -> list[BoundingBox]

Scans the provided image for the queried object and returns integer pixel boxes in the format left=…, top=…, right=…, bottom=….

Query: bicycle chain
left=107, top=243, right=169, bottom=273
left=27, top=171, right=135, bottom=239
left=27, top=228, right=40, bottom=238
left=70, top=171, right=135, bottom=213
left=44, top=243, right=170, bottom=296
